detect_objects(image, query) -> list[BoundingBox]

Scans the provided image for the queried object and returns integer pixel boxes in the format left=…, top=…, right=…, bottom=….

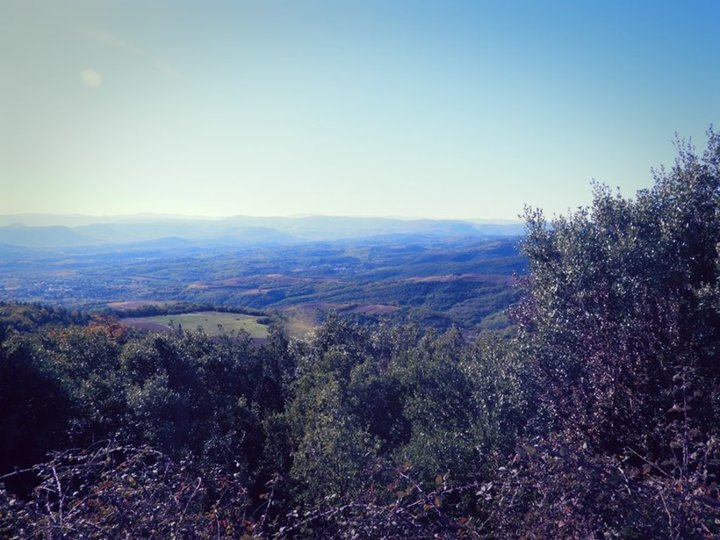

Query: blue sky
left=1, top=0, right=718, bottom=219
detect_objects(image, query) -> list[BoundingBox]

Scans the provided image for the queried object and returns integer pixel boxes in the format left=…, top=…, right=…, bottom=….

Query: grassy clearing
left=122, top=311, right=269, bottom=338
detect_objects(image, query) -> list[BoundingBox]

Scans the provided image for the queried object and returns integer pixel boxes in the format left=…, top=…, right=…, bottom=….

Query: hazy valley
left=0, top=215, right=526, bottom=338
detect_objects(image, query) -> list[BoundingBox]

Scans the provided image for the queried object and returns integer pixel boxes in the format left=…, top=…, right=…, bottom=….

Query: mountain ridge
left=0, top=215, right=524, bottom=248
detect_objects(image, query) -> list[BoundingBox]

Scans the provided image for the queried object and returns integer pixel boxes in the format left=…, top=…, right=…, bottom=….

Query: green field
left=122, top=311, right=269, bottom=338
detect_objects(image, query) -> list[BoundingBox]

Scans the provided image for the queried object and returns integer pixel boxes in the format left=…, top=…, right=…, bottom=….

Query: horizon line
left=0, top=212, right=524, bottom=224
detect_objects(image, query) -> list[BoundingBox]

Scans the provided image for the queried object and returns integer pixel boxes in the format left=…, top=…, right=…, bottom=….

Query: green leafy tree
left=0, top=334, right=72, bottom=491
left=290, top=371, right=378, bottom=502
left=492, top=129, right=720, bottom=537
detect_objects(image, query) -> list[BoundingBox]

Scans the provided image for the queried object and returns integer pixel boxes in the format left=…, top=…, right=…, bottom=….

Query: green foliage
left=290, top=375, right=379, bottom=502
left=0, top=313, right=290, bottom=498
left=0, top=334, right=72, bottom=485
left=494, top=129, right=720, bottom=535
left=518, top=130, right=720, bottom=446
left=285, top=318, right=526, bottom=507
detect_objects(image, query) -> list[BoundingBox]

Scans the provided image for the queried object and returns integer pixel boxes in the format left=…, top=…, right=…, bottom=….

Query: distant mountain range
left=0, top=214, right=524, bottom=248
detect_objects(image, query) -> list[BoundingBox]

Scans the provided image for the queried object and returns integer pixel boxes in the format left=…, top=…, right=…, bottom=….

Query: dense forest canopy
left=2, top=130, right=720, bottom=538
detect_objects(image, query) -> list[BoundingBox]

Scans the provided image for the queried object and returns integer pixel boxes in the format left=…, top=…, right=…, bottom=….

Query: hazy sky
left=1, top=1, right=719, bottom=220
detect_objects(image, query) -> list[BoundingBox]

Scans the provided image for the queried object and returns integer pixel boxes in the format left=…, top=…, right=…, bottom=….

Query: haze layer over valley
left=0, top=214, right=525, bottom=336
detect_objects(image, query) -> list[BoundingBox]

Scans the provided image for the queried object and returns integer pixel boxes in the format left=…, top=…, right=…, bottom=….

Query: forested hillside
left=2, top=131, right=720, bottom=538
